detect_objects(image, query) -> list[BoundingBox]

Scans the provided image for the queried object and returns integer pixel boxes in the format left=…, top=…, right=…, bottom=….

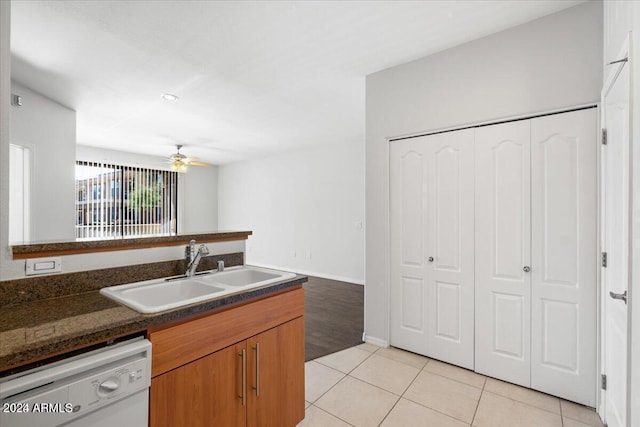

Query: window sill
left=10, top=231, right=252, bottom=259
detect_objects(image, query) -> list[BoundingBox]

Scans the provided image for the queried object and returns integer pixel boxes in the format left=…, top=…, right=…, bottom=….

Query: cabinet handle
left=428, top=256, right=434, bottom=262
left=252, top=343, right=260, bottom=397
left=523, top=266, right=531, bottom=272
left=239, top=349, right=246, bottom=406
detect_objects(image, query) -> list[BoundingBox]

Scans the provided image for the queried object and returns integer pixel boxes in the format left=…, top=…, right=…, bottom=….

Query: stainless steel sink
left=100, top=266, right=296, bottom=313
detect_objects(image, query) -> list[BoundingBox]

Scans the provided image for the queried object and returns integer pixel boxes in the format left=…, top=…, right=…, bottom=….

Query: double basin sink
left=100, top=265, right=296, bottom=314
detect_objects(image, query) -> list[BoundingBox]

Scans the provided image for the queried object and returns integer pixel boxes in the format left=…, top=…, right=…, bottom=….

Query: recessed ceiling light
left=161, top=93, right=178, bottom=101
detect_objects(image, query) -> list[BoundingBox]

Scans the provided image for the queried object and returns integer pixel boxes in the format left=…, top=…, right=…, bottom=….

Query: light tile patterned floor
left=299, top=344, right=605, bottom=427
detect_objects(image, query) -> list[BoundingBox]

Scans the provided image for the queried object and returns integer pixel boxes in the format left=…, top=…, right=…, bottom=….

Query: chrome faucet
left=185, top=240, right=196, bottom=264
left=185, top=240, right=210, bottom=276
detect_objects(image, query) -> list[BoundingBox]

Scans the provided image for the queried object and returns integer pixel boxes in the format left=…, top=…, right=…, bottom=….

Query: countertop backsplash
left=0, top=252, right=244, bottom=307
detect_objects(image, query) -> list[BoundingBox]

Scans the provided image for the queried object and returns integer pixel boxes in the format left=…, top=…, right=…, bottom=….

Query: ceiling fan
left=168, top=145, right=211, bottom=172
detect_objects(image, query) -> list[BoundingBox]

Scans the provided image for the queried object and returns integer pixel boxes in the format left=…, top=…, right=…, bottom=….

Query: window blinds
left=75, top=161, right=178, bottom=240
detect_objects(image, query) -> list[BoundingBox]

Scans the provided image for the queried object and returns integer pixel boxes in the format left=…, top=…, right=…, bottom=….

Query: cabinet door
left=530, top=108, right=597, bottom=406
left=475, top=120, right=532, bottom=387
left=389, top=129, right=475, bottom=369
left=150, top=342, right=246, bottom=427
left=247, top=317, right=305, bottom=427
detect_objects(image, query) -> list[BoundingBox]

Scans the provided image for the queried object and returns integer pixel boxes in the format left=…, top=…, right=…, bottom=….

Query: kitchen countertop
left=0, top=274, right=307, bottom=373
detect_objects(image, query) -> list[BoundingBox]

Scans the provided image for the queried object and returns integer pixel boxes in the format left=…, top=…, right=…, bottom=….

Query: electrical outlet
left=26, top=257, right=62, bottom=275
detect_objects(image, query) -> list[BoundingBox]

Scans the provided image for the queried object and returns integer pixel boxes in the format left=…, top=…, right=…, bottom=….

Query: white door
left=475, top=121, right=531, bottom=387
left=530, top=109, right=598, bottom=406
left=601, top=47, right=630, bottom=427
left=390, top=129, right=475, bottom=368
left=390, top=137, right=429, bottom=356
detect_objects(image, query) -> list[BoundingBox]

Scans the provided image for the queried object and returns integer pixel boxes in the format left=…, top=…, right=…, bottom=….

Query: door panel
left=391, top=139, right=429, bottom=355
left=401, top=277, right=424, bottom=331
left=475, top=120, right=531, bottom=387
left=426, top=130, right=475, bottom=369
left=601, top=56, right=630, bottom=427
left=530, top=108, right=597, bottom=406
left=540, top=299, right=578, bottom=371
left=434, top=146, right=461, bottom=271
left=435, top=281, right=460, bottom=341
left=390, top=129, right=474, bottom=368
left=493, top=293, right=526, bottom=359
left=538, top=134, right=579, bottom=285
left=492, top=140, right=528, bottom=280
left=401, top=151, right=424, bottom=266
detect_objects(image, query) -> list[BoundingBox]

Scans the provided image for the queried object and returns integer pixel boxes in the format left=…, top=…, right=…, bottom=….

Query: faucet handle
left=199, top=244, right=210, bottom=255
left=217, top=260, right=225, bottom=272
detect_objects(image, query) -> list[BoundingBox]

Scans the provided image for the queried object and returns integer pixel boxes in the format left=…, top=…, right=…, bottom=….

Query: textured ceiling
left=10, top=0, right=583, bottom=164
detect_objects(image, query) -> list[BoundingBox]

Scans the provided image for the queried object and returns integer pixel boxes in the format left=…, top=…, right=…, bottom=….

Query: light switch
left=25, top=257, right=62, bottom=275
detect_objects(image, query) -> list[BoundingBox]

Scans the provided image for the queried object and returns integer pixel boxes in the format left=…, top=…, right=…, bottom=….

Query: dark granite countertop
left=0, top=274, right=307, bottom=372
left=11, top=231, right=253, bottom=259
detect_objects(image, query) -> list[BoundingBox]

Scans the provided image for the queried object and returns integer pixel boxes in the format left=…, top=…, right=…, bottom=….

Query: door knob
left=523, top=266, right=531, bottom=272
left=609, top=290, right=627, bottom=304
left=428, top=257, right=434, bottom=262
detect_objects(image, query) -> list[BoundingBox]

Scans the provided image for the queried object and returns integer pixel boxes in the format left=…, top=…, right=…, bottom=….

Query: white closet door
left=390, top=137, right=429, bottom=356
left=475, top=121, right=531, bottom=387
left=425, top=130, right=475, bottom=369
left=530, top=109, right=597, bottom=406
left=390, top=129, right=475, bottom=368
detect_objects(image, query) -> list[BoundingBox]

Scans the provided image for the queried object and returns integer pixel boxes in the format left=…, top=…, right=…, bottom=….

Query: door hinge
left=602, top=128, right=608, bottom=145
left=602, top=374, right=607, bottom=390
left=602, top=252, right=608, bottom=268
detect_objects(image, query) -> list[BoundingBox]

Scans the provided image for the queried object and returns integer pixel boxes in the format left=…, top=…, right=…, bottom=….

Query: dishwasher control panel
left=68, top=357, right=149, bottom=415
left=0, top=338, right=151, bottom=427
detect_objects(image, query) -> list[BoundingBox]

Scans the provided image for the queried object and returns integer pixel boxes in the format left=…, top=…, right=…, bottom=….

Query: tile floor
left=299, top=343, right=605, bottom=427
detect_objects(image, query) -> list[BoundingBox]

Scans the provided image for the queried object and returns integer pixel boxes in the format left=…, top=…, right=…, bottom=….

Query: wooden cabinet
left=149, top=288, right=305, bottom=427
left=151, top=342, right=246, bottom=427
left=247, top=318, right=305, bottom=426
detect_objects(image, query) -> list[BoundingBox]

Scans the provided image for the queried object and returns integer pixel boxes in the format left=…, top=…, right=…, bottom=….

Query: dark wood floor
left=303, top=276, right=364, bottom=361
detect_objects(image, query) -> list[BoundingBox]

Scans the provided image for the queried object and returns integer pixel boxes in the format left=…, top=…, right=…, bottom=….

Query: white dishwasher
left=0, top=337, right=151, bottom=427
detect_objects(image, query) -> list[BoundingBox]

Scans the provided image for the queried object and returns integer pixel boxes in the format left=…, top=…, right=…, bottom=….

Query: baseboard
left=247, top=262, right=364, bottom=285
left=363, top=335, right=388, bottom=348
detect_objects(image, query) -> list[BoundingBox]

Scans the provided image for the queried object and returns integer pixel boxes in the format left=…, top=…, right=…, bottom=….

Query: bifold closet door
left=474, top=121, right=532, bottom=387
left=390, top=129, right=475, bottom=369
left=475, top=109, right=597, bottom=404
left=530, top=108, right=597, bottom=406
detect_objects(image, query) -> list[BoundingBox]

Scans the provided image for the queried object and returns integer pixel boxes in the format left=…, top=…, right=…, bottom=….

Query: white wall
left=218, top=140, right=364, bottom=284
left=365, top=1, right=603, bottom=345
left=77, top=145, right=219, bottom=234
left=10, top=81, right=76, bottom=242
left=1, top=1, right=11, bottom=276
left=604, top=1, right=640, bottom=424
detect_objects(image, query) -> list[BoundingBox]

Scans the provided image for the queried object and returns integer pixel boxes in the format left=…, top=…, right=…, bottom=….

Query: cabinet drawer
left=150, top=287, right=304, bottom=377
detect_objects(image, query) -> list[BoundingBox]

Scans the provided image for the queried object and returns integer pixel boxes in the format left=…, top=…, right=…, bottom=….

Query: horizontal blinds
left=75, top=161, right=177, bottom=240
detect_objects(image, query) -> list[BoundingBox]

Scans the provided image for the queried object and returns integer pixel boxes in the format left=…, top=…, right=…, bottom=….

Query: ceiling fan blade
left=187, top=160, right=212, bottom=167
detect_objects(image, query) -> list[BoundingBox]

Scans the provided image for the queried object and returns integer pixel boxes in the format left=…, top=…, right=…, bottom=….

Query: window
left=75, top=161, right=178, bottom=240
left=9, top=144, right=31, bottom=243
